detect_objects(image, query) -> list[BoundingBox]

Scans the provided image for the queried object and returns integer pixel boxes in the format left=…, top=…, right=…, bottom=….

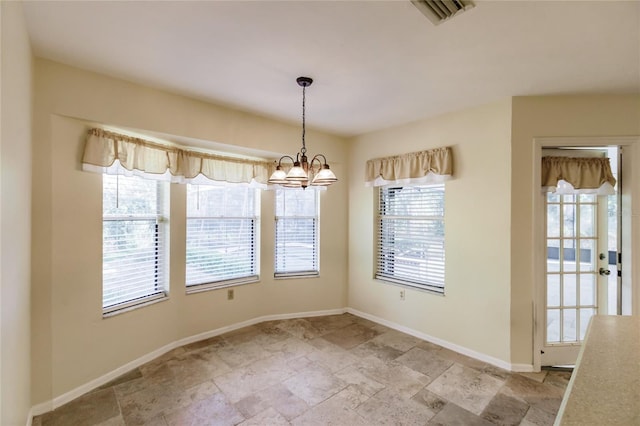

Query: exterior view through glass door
left=541, top=148, right=619, bottom=366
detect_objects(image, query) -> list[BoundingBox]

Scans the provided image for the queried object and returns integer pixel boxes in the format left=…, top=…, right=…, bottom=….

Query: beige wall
left=32, top=59, right=349, bottom=405
left=1, top=1, right=33, bottom=425
left=510, top=95, right=640, bottom=365
left=348, top=99, right=513, bottom=364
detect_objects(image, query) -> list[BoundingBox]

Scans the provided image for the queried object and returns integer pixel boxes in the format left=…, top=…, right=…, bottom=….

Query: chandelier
left=268, top=77, right=338, bottom=189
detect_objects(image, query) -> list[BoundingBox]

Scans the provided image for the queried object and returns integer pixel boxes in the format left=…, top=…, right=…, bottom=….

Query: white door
left=541, top=190, right=611, bottom=366
left=538, top=146, right=624, bottom=366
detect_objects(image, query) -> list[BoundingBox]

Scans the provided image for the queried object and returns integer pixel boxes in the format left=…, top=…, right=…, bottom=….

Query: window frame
left=375, top=184, right=445, bottom=294
left=274, top=188, right=320, bottom=278
left=185, top=184, right=260, bottom=293
left=102, top=174, right=169, bottom=316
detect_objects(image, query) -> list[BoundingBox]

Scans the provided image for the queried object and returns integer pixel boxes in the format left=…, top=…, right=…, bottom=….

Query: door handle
left=599, top=267, right=611, bottom=276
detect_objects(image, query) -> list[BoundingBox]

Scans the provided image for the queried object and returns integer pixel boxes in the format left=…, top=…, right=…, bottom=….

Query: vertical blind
left=103, top=174, right=167, bottom=311
left=275, top=188, right=319, bottom=276
left=186, top=185, right=259, bottom=287
left=377, top=185, right=445, bottom=292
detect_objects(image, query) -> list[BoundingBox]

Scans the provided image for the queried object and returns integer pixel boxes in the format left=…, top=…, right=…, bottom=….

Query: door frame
left=532, top=136, right=640, bottom=371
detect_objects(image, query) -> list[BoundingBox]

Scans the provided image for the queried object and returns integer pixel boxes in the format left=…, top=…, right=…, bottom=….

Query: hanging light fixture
left=268, top=77, right=338, bottom=189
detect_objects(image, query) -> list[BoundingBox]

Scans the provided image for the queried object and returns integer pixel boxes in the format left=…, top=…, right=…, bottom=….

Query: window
left=103, top=174, right=168, bottom=313
left=376, top=184, right=445, bottom=293
left=186, top=185, right=259, bottom=290
left=275, top=188, right=319, bottom=277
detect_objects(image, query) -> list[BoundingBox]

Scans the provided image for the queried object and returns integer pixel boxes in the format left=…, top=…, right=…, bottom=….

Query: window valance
left=365, top=146, right=453, bottom=187
left=541, top=156, right=616, bottom=195
left=82, top=128, right=274, bottom=187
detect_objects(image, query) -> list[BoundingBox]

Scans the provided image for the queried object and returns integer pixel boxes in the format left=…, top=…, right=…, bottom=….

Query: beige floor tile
left=331, top=384, right=372, bottom=409
left=428, top=403, right=495, bottom=426
left=38, top=388, right=120, bottom=426
left=349, top=339, right=405, bottom=362
left=306, top=337, right=360, bottom=372
left=235, top=382, right=309, bottom=420
left=214, top=354, right=299, bottom=403
left=520, top=405, right=557, bottom=426
left=396, top=347, right=454, bottom=381
left=334, top=365, right=386, bottom=397
left=427, top=363, right=504, bottom=415
left=411, top=387, right=448, bottom=413
left=370, top=329, right=422, bottom=352
left=163, top=392, right=244, bottom=426
left=481, top=392, right=529, bottom=425
left=265, top=336, right=316, bottom=359
left=238, top=407, right=290, bottom=426
left=290, top=392, right=370, bottom=426
left=275, top=318, right=323, bottom=340
left=357, top=387, right=437, bottom=425
left=355, top=355, right=431, bottom=398
left=216, top=340, right=271, bottom=368
left=322, top=323, right=382, bottom=349
left=283, top=363, right=348, bottom=406
left=303, top=313, right=357, bottom=335
left=502, top=374, right=564, bottom=408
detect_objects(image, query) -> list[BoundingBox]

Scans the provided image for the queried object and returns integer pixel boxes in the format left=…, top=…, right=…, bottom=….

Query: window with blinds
left=377, top=184, right=445, bottom=293
left=186, top=185, right=259, bottom=290
left=103, top=174, right=168, bottom=313
left=275, top=188, right=319, bottom=277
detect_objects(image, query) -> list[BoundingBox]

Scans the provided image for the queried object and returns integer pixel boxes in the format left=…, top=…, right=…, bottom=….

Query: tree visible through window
left=376, top=184, right=445, bottom=292
left=102, top=174, right=167, bottom=312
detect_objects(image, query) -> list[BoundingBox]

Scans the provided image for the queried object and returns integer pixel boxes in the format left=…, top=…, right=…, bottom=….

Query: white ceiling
left=23, top=1, right=640, bottom=137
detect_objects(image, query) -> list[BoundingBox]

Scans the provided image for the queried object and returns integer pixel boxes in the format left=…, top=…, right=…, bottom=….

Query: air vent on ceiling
left=411, top=0, right=474, bottom=25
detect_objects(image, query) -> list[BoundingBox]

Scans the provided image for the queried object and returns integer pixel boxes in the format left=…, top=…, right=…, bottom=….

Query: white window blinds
left=103, top=174, right=167, bottom=312
left=186, top=185, right=259, bottom=289
left=275, top=188, right=319, bottom=277
left=377, top=184, right=445, bottom=293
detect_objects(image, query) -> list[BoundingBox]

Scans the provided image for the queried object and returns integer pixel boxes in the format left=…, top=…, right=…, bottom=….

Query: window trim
left=375, top=184, right=445, bottom=294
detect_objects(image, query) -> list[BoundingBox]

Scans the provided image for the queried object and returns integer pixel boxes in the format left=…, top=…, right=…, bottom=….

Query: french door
left=540, top=147, right=621, bottom=366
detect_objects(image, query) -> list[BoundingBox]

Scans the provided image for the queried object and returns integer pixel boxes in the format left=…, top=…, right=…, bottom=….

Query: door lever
left=599, top=268, right=611, bottom=276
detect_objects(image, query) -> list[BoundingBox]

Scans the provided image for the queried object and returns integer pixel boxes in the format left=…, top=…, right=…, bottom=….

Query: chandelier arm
left=309, top=155, right=324, bottom=173
left=277, top=155, right=296, bottom=166
left=310, top=154, right=328, bottom=165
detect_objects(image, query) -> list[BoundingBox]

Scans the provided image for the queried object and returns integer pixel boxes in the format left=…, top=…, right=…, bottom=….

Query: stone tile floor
left=34, top=313, right=571, bottom=426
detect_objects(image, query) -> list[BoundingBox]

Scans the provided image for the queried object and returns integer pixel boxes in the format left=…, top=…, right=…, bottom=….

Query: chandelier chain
left=301, top=84, right=307, bottom=155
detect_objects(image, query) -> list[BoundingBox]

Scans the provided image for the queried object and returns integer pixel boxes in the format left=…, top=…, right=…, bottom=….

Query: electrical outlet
left=227, top=289, right=234, bottom=300
left=400, top=289, right=405, bottom=300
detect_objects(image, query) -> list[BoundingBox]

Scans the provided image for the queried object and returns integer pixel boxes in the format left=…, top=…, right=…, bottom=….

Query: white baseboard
left=29, top=307, right=347, bottom=419
left=346, top=307, right=531, bottom=372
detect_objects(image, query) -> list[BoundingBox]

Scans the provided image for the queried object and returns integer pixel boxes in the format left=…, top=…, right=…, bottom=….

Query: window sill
left=103, top=294, right=169, bottom=318
left=274, top=272, right=320, bottom=280
left=186, top=276, right=259, bottom=295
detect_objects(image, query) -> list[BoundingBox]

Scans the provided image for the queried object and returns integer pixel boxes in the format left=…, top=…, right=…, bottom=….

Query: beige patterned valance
left=541, top=156, right=616, bottom=195
left=365, top=147, right=453, bottom=187
left=82, top=128, right=274, bottom=187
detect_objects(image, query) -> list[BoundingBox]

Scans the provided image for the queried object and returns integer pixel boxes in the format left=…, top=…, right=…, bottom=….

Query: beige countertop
left=555, top=315, right=640, bottom=425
